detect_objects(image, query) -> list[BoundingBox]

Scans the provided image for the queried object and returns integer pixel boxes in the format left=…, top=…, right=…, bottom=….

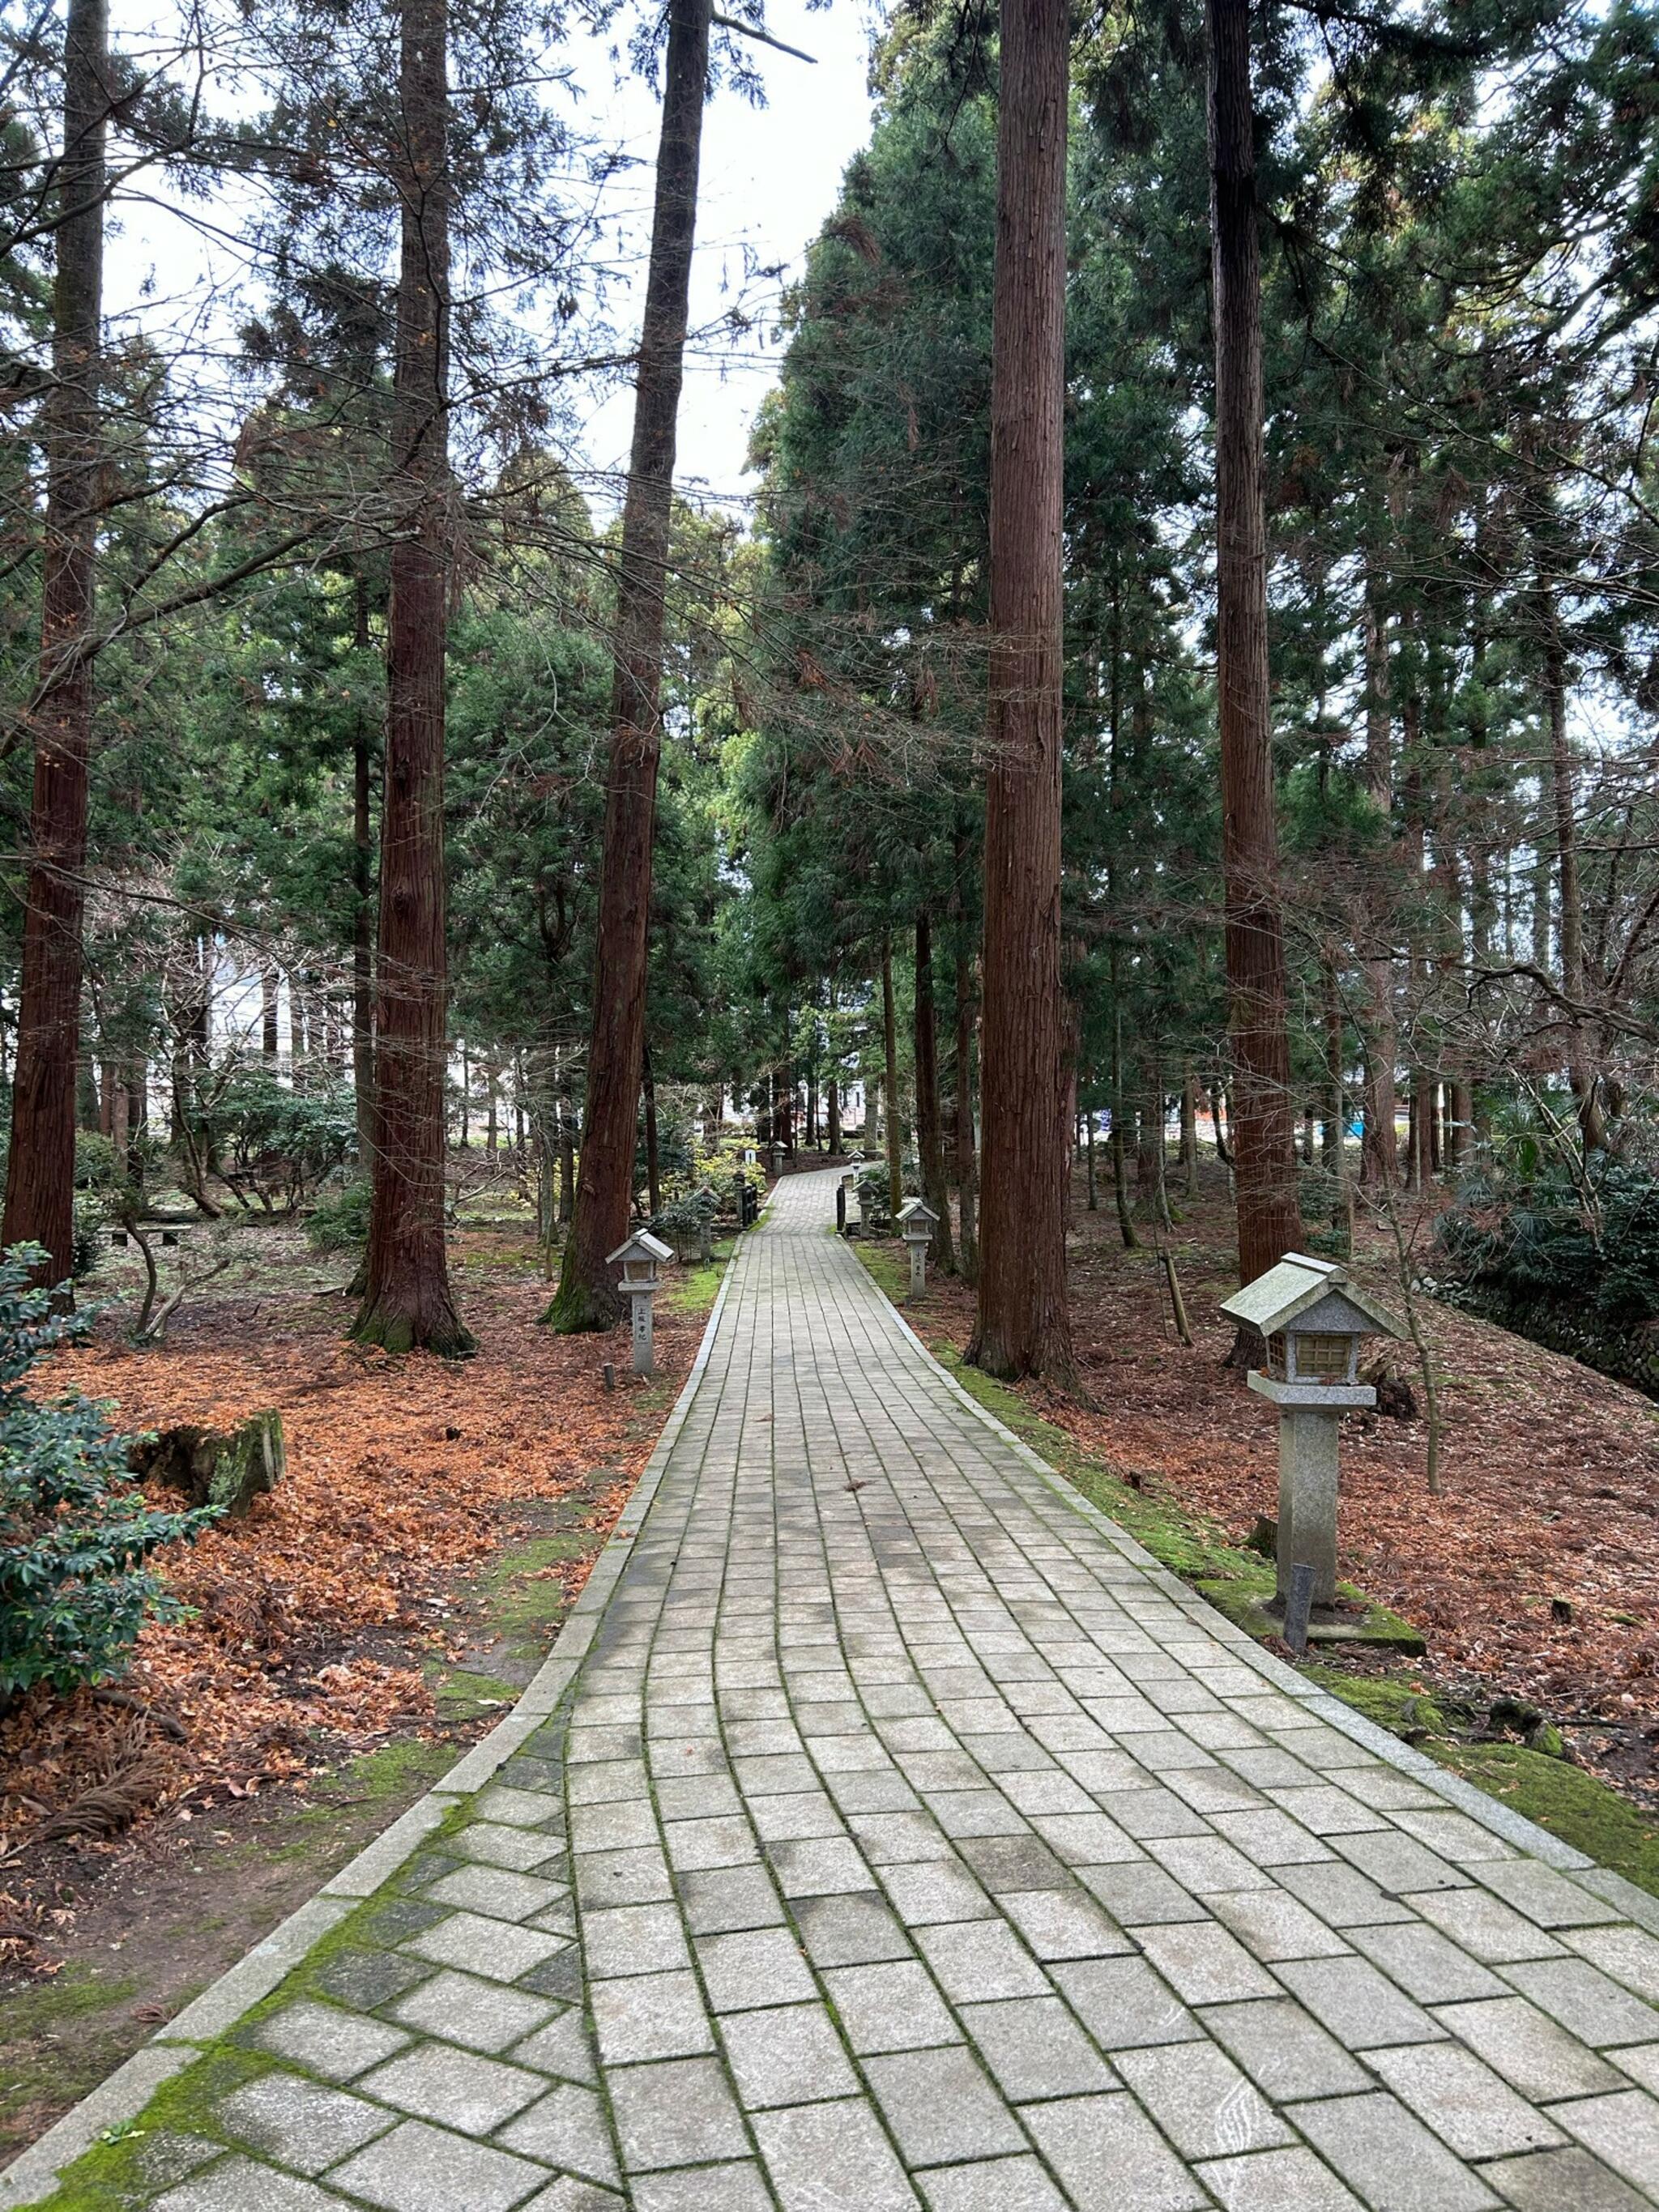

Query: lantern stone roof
left=1219, top=1252, right=1405, bottom=1340
left=896, top=1196, right=940, bottom=1225
left=608, top=1229, right=673, bottom=1266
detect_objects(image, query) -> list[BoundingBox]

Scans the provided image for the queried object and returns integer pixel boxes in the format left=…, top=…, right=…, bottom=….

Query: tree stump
left=130, top=1410, right=285, bottom=1518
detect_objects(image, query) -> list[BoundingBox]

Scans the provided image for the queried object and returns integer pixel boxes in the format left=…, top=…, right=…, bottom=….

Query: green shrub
left=0, top=1246, right=219, bottom=1700
left=306, top=1177, right=373, bottom=1254
left=1435, top=1156, right=1659, bottom=1328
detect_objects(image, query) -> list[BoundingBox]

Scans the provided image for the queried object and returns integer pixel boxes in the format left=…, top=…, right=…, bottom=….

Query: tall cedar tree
left=2, top=0, right=108, bottom=1286
left=352, top=0, right=473, bottom=1355
left=1205, top=0, right=1299, bottom=1285
left=550, top=0, right=712, bottom=1330
left=966, top=0, right=1076, bottom=1382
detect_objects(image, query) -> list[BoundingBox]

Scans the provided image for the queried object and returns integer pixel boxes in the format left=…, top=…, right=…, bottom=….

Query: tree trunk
left=550, top=0, right=710, bottom=1329
left=643, top=1043, right=661, bottom=1218
left=2, top=0, right=108, bottom=1287
left=351, top=631, right=377, bottom=1170
left=826, top=1069, right=842, bottom=1157
left=352, top=0, right=471, bottom=1356
left=950, top=847, right=979, bottom=1283
left=881, top=936, right=903, bottom=1214
left=558, top=1061, right=575, bottom=1225
left=1110, top=989, right=1140, bottom=1251
left=1358, top=564, right=1397, bottom=1187
left=1322, top=953, right=1346, bottom=1182
left=1207, top=0, right=1299, bottom=1290
left=966, top=0, right=1074, bottom=1383
left=1180, top=1065, right=1200, bottom=1196
left=261, top=966, right=279, bottom=1061
left=1543, top=600, right=1606, bottom=1152
left=914, top=910, right=954, bottom=1272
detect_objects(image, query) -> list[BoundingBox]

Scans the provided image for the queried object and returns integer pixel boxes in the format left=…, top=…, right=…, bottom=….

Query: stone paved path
left=11, top=1169, right=1659, bottom=2211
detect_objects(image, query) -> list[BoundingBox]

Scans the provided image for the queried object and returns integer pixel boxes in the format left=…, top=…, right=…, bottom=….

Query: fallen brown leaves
left=0, top=1228, right=704, bottom=1947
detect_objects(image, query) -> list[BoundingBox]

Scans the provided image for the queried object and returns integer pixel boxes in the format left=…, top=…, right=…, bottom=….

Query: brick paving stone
left=628, top=2163, right=774, bottom=2211
left=1433, top=1996, right=1630, bottom=2099
left=1021, top=2092, right=1211, bottom=2211
left=1551, top=2090, right=1659, bottom=2195
left=1362, top=2040, right=1567, bottom=2159
left=1196, top=1997, right=1372, bottom=2101
left=215, top=2073, right=394, bottom=2174
left=253, top=1998, right=412, bottom=2082
left=153, top=2159, right=350, bottom=2211
left=1478, top=2145, right=1656, bottom=2210
left=914, top=1917, right=1052, bottom=2001
left=824, top=1958, right=962, bottom=2052
left=1503, top=1958, right=1659, bottom=2047
left=915, top=2155, right=1073, bottom=2211
left=1191, top=2148, right=1364, bottom=2211
left=358, top=2043, right=545, bottom=2135
left=1274, top=1954, right=1448, bottom=2047
left=1286, top=2091, right=1501, bottom=2210
left=719, top=2001, right=859, bottom=2108
left=1112, top=2039, right=1294, bottom=2159
left=389, top=1968, right=556, bottom=2052
left=329, top=2120, right=550, bottom=2211
left=590, top=1967, right=715, bottom=2062
left=1130, top=1918, right=1283, bottom=2004
left=751, top=2098, right=922, bottom=2210
left=865, top=2045, right=1030, bottom=2165
left=405, top=1910, right=569, bottom=1984
left=957, top=1994, right=1116, bottom=2099
left=605, top=2056, right=750, bottom=2172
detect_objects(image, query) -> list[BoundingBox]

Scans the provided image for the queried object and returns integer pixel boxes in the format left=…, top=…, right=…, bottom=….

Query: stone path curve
left=7, top=1166, right=1659, bottom=2211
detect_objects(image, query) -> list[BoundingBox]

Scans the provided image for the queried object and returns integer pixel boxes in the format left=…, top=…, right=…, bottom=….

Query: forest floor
left=863, top=1161, right=1659, bottom=1839
left=0, top=1196, right=728, bottom=2164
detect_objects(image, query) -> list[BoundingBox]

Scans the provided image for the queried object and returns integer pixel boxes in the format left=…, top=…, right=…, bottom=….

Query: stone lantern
left=836, top=1167, right=857, bottom=1237
left=608, top=1229, right=672, bottom=1377
left=1220, top=1253, right=1406, bottom=1614
left=897, top=1196, right=940, bottom=1298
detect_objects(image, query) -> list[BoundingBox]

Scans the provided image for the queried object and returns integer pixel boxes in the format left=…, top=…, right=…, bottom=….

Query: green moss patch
left=1303, top=1665, right=1659, bottom=1900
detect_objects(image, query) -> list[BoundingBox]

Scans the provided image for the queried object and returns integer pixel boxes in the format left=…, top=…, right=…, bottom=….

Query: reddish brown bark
left=1206, top=0, right=1300, bottom=1288
left=966, top=0, right=1075, bottom=1382
left=881, top=936, right=904, bottom=1215
left=2, top=0, right=109, bottom=1287
left=950, top=833, right=979, bottom=1283
left=914, top=910, right=954, bottom=1272
left=352, top=577, right=377, bottom=1168
left=551, top=0, right=710, bottom=1329
left=352, top=0, right=471, bottom=1356
left=1359, top=565, right=1397, bottom=1187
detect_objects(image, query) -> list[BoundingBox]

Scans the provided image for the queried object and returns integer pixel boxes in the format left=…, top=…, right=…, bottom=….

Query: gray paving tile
left=215, top=2072, right=394, bottom=2174
left=958, top=1994, right=1115, bottom=2099
left=1049, top=1955, right=1204, bottom=2049
left=389, top=1969, right=556, bottom=2053
left=914, top=1918, right=1051, bottom=2002
left=1274, top=1954, right=1448, bottom=2048
left=1503, top=1958, right=1659, bottom=2048
left=865, top=2044, right=1028, bottom=2164
left=629, top=2163, right=774, bottom=2211
left=794, top=1889, right=915, bottom=1966
left=1288, top=2090, right=1501, bottom=2210
left=1550, top=2090, right=1659, bottom=2196
left=497, top=2082, right=620, bottom=2184
left=1113, top=2039, right=1294, bottom=2159
left=153, top=2160, right=349, bottom=2212
left=405, top=1911, right=569, bottom=1984
left=719, top=1999, right=859, bottom=2108
left=359, top=2043, right=544, bottom=2135
left=1022, top=2091, right=1211, bottom=2210
left=1192, top=2147, right=1363, bottom=2210
left=1363, top=2039, right=1567, bottom=2158
left=591, top=1968, right=715, bottom=2062
left=824, top=1958, right=962, bottom=2052
left=916, top=2155, right=1073, bottom=2211
left=1196, top=1997, right=1372, bottom=2100
left=254, top=1998, right=412, bottom=2082
left=751, top=2097, right=922, bottom=2210
left=329, top=2119, right=550, bottom=2211
left=1434, top=1996, right=1629, bottom=2099
left=1478, top=2145, right=1655, bottom=2210
left=606, top=2055, right=750, bottom=2171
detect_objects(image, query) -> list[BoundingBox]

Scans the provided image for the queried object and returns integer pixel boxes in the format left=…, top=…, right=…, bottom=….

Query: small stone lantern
left=1220, top=1254, right=1406, bottom=1614
left=897, top=1196, right=940, bottom=1298
left=608, top=1229, right=673, bottom=1377
left=855, top=1172, right=875, bottom=1235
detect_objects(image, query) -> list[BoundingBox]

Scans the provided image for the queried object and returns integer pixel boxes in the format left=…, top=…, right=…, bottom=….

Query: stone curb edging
left=876, top=1278, right=1659, bottom=1937
left=0, top=1264, right=736, bottom=2211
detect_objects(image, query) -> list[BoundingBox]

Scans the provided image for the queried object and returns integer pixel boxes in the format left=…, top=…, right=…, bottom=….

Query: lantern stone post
left=1220, top=1254, right=1406, bottom=1614
left=608, top=1230, right=672, bottom=1377
left=897, top=1196, right=940, bottom=1298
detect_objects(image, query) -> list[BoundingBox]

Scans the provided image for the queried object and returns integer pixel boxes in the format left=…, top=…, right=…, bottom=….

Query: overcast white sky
left=100, top=0, right=881, bottom=522
left=574, top=2, right=882, bottom=508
